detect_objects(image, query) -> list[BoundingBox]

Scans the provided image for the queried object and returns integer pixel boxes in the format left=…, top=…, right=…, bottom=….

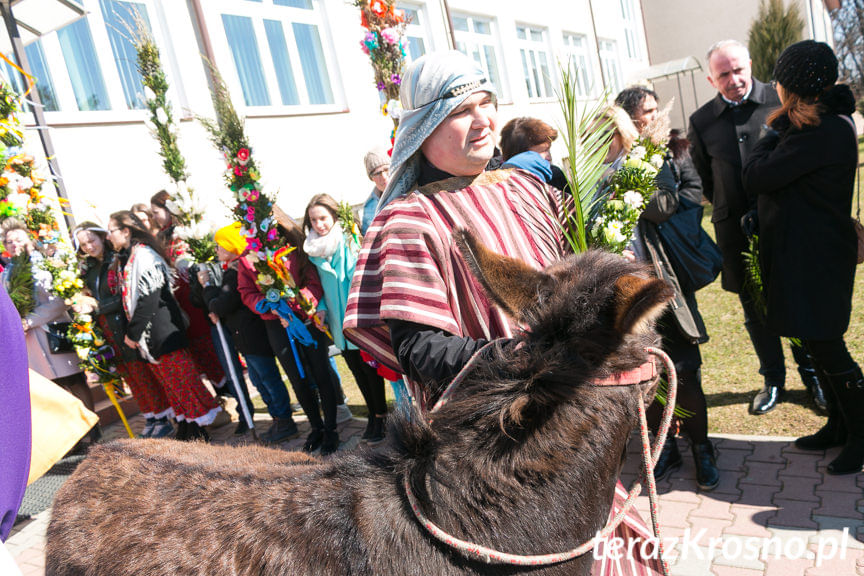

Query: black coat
left=201, top=264, right=273, bottom=357
left=688, top=80, right=780, bottom=292
left=82, top=251, right=138, bottom=363
left=638, top=157, right=709, bottom=346
left=743, top=112, right=858, bottom=340
left=122, top=246, right=188, bottom=361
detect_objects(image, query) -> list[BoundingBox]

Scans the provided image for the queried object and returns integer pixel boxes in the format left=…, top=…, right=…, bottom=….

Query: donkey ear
left=453, top=228, right=548, bottom=319
left=613, top=274, right=673, bottom=335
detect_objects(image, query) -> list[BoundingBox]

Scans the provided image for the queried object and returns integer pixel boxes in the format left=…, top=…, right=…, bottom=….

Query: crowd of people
left=0, top=35, right=861, bottom=574
left=2, top=186, right=368, bottom=456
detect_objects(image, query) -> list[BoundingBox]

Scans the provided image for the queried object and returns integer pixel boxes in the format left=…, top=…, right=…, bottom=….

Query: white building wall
left=8, top=0, right=650, bottom=226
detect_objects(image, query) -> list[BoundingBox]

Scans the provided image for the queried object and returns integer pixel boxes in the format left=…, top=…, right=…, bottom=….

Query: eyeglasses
left=107, top=227, right=122, bottom=234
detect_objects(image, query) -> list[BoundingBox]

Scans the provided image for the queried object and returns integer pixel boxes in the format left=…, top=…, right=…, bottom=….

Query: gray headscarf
left=376, top=50, right=496, bottom=211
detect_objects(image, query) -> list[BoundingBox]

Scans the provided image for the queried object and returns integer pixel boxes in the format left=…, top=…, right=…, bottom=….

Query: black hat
left=773, top=40, right=838, bottom=98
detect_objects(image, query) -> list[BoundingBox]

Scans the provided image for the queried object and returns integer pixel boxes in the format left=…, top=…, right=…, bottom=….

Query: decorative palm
left=556, top=61, right=613, bottom=254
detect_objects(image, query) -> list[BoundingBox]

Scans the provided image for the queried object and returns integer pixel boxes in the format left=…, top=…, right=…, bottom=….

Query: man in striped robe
left=343, top=51, right=663, bottom=576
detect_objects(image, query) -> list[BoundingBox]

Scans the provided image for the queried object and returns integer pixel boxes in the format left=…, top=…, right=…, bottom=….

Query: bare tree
left=830, top=0, right=864, bottom=109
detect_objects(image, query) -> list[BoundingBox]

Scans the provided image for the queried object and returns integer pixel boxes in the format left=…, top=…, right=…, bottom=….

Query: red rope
left=404, top=346, right=676, bottom=573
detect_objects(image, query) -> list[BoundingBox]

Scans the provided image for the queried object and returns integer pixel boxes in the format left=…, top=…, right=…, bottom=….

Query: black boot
left=825, top=368, right=864, bottom=475
left=750, top=383, right=784, bottom=415
left=652, top=435, right=682, bottom=482
left=320, top=430, right=340, bottom=456
left=692, top=441, right=720, bottom=491
left=367, top=416, right=386, bottom=445
left=88, top=424, right=103, bottom=445
left=174, top=420, right=189, bottom=441
left=795, top=373, right=845, bottom=450
left=798, top=367, right=829, bottom=414
left=361, top=415, right=375, bottom=441
left=184, top=422, right=210, bottom=443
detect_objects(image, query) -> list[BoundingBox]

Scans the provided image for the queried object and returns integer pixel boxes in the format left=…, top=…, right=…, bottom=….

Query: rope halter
left=403, top=345, right=676, bottom=574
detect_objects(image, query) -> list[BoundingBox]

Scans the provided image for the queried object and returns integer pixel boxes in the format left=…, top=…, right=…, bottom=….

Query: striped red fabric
left=344, top=169, right=564, bottom=372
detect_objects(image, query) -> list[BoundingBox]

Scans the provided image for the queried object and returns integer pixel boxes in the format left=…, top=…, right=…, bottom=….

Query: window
left=398, top=3, right=430, bottom=64
left=561, top=32, right=594, bottom=98
left=100, top=0, right=150, bottom=110
left=3, top=40, right=60, bottom=112
left=57, top=18, right=111, bottom=111
left=209, top=0, right=337, bottom=110
left=2, top=0, right=171, bottom=117
left=515, top=25, right=553, bottom=100
left=619, top=0, right=640, bottom=60
left=451, top=13, right=506, bottom=100
left=598, top=39, right=622, bottom=94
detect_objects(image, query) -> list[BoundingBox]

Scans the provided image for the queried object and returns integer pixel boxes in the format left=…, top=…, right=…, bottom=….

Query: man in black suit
left=688, top=39, right=825, bottom=415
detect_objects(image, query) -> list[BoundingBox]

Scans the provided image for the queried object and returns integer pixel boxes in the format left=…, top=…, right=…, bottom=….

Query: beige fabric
left=27, top=370, right=98, bottom=485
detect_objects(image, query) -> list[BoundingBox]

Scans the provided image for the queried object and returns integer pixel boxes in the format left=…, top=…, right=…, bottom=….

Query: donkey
left=46, top=229, right=673, bottom=576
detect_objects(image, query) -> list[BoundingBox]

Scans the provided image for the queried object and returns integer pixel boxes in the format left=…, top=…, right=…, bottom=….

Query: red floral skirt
left=115, top=359, right=170, bottom=417
left=188, top=333, right=225, bottom=385
left=149, top=348, right=220, bottom=424
left=97, top=316, right=170, bottom=417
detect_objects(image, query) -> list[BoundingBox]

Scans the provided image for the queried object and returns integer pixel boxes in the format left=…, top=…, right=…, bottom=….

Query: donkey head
left=451, top=228, right=673, bottom=423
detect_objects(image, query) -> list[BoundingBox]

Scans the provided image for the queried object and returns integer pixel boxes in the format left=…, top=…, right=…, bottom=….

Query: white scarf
left=303, top=222, right=344, bottom=260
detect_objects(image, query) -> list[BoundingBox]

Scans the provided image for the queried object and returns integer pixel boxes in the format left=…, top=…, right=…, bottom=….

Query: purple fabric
left=0, top=286, right=31, bottom=542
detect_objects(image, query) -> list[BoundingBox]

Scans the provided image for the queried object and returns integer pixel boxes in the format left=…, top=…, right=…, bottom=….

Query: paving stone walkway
left=5, top=408, right=864, bottom=575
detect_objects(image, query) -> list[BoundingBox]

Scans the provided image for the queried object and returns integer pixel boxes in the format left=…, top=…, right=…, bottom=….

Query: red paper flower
left=236, top=148, right=250, bottom=166
left=370, top=0, right=388, bottom=17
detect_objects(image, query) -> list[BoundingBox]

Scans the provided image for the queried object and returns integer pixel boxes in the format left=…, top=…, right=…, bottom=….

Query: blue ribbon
left=256, top=297, right=317, bottom=379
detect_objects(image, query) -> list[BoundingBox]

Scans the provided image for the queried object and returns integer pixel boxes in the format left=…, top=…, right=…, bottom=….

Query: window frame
left=397, top=2, right=433, bottom=66
left=7, top=0, right=174, bottom=124
left=560, top=31, right=595, bottom=99
left=450, top=12, right=509, bottom=103
left=514, top=24, right=556, bottom=102
left=618, top=0, right=641, bottom=61
left=598, top=38, right=623, bottom=95
left=204, top=0, right=345, bottom=117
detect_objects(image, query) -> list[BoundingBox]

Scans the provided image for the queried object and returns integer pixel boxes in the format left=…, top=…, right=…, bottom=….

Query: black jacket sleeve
left=204, top=269, right=243, bottom=318
left=675, top=156, right=704, bottom=205
left=188, top=272, right=208, bottom=310
left=687, top=120, right=713, bottom=204
left=97, top=293, right=123, bottom=316
left=640, top=160, right=679, bottom=225
left=126, top=289, right=160, bottom=342
left=387, top=319, right=490, bottom=391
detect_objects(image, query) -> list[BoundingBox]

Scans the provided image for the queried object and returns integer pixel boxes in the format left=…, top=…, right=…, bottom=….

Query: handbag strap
left=839, top=114, right=861, bottom=222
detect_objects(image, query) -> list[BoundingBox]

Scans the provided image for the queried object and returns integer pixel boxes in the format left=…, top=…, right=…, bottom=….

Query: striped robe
left=344, top=169, right=564, bottom=372
left=344, top=168, right=662, bottom=576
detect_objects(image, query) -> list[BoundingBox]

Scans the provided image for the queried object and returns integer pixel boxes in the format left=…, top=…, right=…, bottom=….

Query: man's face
left=707, top=46, right=753, bottom=103
left=631, top=95, right=658, bottom=133
left=421, top=91, right=497, bottom=177
left=369, top=166, right=390, bottom=194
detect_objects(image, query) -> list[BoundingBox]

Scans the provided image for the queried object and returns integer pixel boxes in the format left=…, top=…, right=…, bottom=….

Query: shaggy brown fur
left=46, top=230, right=672, bottom=576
